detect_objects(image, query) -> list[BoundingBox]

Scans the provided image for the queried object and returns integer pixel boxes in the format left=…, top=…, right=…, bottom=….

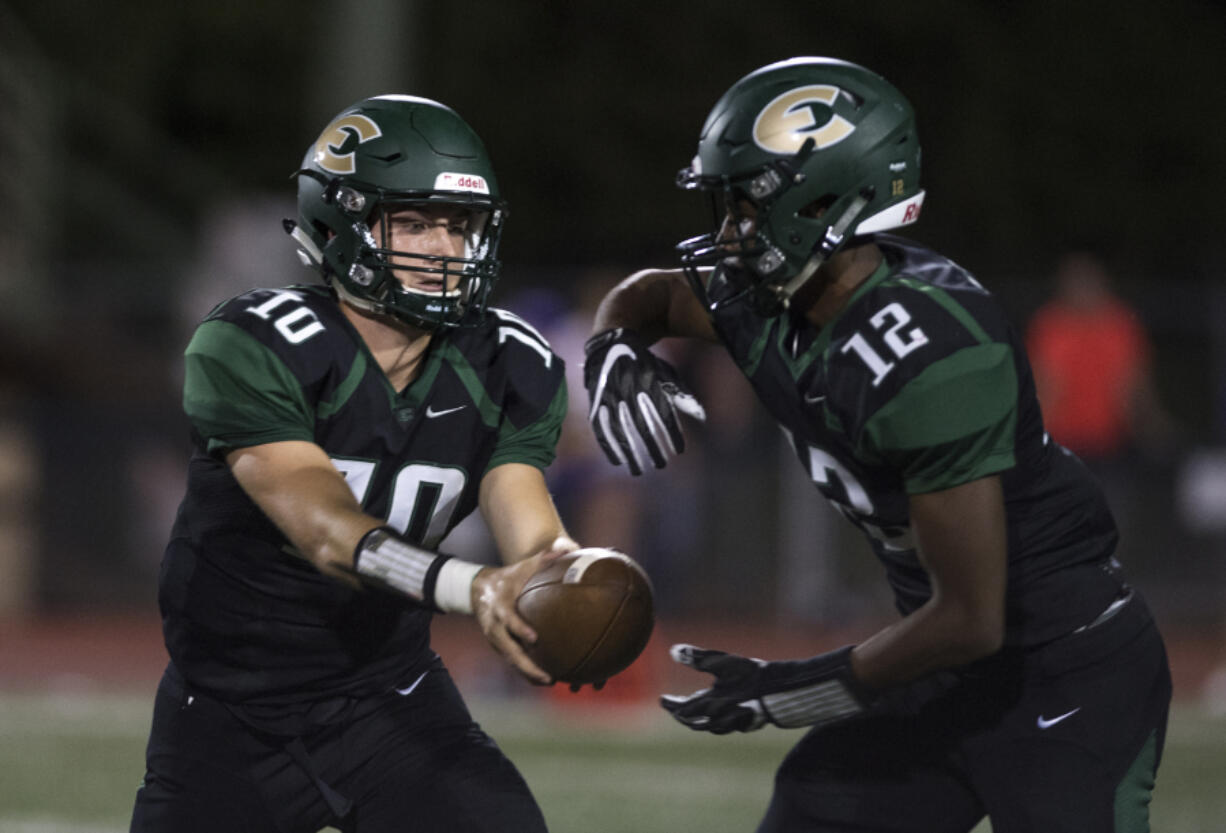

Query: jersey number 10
left=333, top=458, right=465, bottom=549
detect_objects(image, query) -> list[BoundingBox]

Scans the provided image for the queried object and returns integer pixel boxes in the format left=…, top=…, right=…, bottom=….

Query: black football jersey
left=705, top=235, right=1124, bottom=646
left=160, top=284, right=566, bottom=709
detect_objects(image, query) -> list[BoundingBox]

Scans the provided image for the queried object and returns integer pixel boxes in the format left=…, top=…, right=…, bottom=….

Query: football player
left=584, top=58, right=1171, bottom=832
left=130, top=95, right=576, bottom=832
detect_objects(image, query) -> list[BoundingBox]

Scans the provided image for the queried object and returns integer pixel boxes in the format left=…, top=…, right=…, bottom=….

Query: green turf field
left=2, top=691, right=1223, bottom=832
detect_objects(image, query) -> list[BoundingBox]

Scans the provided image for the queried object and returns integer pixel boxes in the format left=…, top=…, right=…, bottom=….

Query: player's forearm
left=592, top=270, right=677, bottom=342
left=275, top=475, right=481, bottom=612
left=850, top=597, right=1005, bottom=690
left=479, top=463, right=577, bottom=563
left=256, top=470, right=381, bottom=580
left=227, top=443, right=378, bottom=578
left=850, top=476, right=1008, bottom=690
left=592, top=268, right=717, bottom=344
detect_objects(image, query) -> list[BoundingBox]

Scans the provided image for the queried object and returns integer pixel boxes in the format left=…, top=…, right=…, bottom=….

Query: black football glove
left=583, top=328, right=705, bottom=475
left=660, top=644, right=871, bottom=734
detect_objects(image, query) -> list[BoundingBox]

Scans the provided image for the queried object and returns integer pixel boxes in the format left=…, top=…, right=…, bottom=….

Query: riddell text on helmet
left=435, top=172, right=489, bottom=193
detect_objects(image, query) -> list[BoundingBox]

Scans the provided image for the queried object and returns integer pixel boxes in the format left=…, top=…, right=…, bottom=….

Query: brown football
left=515, top=548, right=654, bottom=685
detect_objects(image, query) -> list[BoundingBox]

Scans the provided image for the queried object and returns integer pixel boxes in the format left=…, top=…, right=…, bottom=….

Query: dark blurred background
left=2, top=0, right=1225, bottom=677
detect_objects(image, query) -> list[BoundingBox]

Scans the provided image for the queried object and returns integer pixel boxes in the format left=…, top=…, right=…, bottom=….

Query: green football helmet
left=676, top=57, right=924, bottom=315
left=285, top=94, right=507, bottom=330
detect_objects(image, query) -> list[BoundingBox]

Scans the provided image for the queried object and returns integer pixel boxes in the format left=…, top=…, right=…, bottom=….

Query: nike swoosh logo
left=804, top=392, right=826, bottom=404
left=425, top=405, right=466, bottom=418
left=1036, top=707, right=1081, bottom=729
left=588, top=343, right=637, bottom=420
left=396, top=670, right=429, bottom=697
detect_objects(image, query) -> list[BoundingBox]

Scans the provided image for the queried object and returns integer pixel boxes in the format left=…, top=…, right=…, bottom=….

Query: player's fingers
left=615, top=401, right=649, bottom=475
left=664, top=691, right=755, bottom=733
left=671, top=390, right=707, bottom=422
left=503, top=606, right=539, bottom=646
left=705, top=713, right=744, bottom=734
left=493, top=623, right=553, bottom=685
left=636, top=392, right=680, bottom=464
left=591, top=405, right=630, bottom=470
left=495, top=576, right=542, bottom=646
left=659, top=693, right=687, bottom=713
left=477, top=601, right=551, bottom=685
left=681, top=645, right=761, bottom=679
left=660, top=693, right=693, bottom=710
left=711, top=701, right=764, bottom=733
left=470, top=564, right=553, bottom=685
left=653, top=360, right=705, bottom=423
left=660, top=693, right=699, bottom=717
left=567, top=679, right=606, bottom=693
left=661, top=695, right=720, bottom=732
left=669, top=643, right=727, bottom=671
left=669, top=643, right=701, bottom=666
left=675, top=714, right=715, bottom=732
left=507, top=644, right=554, bottom=685
left=474, top=564, right=539, bottom=644
left=596, top=403, right=645, bottom=475
left=543, top=536, right=580, bottom=558
left=667, top=690, right=718, bottom=715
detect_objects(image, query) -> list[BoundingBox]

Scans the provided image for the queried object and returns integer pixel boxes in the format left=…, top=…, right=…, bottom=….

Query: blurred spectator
left=1026, top=251, right=1174, bottom=462
left=1026, top=251, right=1179, bottom=579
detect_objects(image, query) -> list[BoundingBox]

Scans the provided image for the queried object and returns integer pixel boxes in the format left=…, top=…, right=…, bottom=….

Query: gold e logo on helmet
left=313, top=114, right=383, bottom=175
left=753, top=85, right=855, bottom=154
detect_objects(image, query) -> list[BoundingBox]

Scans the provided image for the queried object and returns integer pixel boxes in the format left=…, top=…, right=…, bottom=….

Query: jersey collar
left=811, top=256, right=894, bottom=359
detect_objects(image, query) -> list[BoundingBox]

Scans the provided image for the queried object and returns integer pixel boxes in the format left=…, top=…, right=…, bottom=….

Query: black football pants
left=758, top=592, right=1171, bottom=833
left=128, top=659, right=547, bottom=833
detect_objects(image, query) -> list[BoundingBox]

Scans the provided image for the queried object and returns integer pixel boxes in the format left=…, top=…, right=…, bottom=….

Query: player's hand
left=660, top=644, right=870, bottom=734
left=583, top=328, right=705, bottom=475
left=471, top=540, right=575, bottom=685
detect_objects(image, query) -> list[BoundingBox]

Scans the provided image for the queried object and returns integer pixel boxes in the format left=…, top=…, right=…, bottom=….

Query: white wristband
left=433, top=557, right=485, bottom=615
left=354, top=527, right=481, bottom=613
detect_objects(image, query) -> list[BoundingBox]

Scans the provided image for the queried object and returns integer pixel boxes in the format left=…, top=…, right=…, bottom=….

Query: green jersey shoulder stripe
left=488, top=381, right=568, bottom=473
left=183, top=319, right=314, bottom=453
left=317, top=349, right=368, bottom=420
left=861, top=341, right=1018, bottom=493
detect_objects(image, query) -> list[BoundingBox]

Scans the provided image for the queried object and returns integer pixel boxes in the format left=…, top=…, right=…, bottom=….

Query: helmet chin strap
left=285, top=217, right=398, bottom=321
left=331, top=276, right=388, bottom=318
left=283, top=219, right=324, bottom=267
left=774, top=188, right=873, bottom=311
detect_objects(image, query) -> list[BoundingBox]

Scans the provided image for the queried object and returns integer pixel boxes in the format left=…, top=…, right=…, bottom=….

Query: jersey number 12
left=840, top=302, right=928, bottom=387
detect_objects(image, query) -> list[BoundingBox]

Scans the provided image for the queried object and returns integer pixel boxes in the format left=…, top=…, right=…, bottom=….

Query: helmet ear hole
left=309, top=218, right=333, bottom=241
left=800, top=194, right=838, bottom=220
